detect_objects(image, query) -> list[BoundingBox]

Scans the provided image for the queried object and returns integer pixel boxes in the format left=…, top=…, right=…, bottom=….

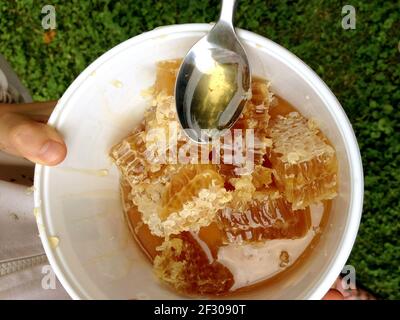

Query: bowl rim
left=34, top=23, right=364, bottom=300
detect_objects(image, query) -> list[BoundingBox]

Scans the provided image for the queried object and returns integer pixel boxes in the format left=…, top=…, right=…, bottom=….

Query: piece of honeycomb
left=125, top=164, right=231, bottom=238
left=160, top=164, right=225, bottom=220
left=110, top=128, right=154, bottom=186
left=218, top=191, right=311, bottom=243
left=153, top=233, right=234, bottom=296
left=269, top=112, right=338, bottom=210
left=121, top=180, right=164, bottom=260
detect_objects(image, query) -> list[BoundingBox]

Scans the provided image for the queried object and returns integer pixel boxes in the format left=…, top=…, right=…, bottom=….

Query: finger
left=322, top=289, right=344, bottom=300
left=0, top=112, right=67, bottom=166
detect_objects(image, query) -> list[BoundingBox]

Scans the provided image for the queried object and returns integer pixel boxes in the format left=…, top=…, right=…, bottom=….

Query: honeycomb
left=160, top=164, right=225, bottom=220
left=218, top=192, right=312, bottom=243
left=121, top=180, right=164, bottom=260
left=110, top=128, right=150, bottom=186
left=127, top=173, right=231, bottom=238
left=269, top=112, right=338, bottom=209
left=153, top=233, right=234, bottom=295
left=110, top=59, right=338, bottom=297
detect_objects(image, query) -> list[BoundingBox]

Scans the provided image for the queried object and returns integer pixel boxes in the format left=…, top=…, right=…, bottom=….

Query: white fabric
left=0, top=263, right=70, bottom=300
left=0, top=181, right=43, bottom=262
left=0, top=180, right=70, bottom=299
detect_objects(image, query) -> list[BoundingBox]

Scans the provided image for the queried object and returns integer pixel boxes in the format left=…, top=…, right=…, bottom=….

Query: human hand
left=323, top=289, right=344, bottom=300
left=0, top=101, right=67, bottom=165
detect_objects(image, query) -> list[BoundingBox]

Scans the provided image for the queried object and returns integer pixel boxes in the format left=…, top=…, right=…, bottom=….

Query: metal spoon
left=175, top=0, right=251, bottom=143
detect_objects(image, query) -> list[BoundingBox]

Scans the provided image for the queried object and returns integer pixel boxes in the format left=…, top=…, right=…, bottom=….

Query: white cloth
left=0, top=180, right=42, bottom=261
left=0, top=178, right=70, bottom=299
left=0, top=262, right=70, bottom=300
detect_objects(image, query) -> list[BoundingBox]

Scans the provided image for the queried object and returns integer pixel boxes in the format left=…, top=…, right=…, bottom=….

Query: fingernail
left=39, top=140, right=65, bottom=164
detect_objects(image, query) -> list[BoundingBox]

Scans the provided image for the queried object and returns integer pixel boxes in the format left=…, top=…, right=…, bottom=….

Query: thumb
left=0, top=112, right=67, bottom=166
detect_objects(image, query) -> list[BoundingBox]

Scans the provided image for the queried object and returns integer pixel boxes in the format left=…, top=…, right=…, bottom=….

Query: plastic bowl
left=34, top=24, right=363, bottom=300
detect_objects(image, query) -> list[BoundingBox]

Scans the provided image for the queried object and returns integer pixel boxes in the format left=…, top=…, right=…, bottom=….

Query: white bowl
left=34, top=24, right=363, bottom=300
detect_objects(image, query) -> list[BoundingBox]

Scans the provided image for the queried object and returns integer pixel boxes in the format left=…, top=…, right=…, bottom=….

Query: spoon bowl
left=175, top=0, right=251, bottom=142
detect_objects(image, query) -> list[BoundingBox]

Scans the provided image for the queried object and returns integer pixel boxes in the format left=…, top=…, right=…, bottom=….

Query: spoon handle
left=219, top=0, right=237, bottom=26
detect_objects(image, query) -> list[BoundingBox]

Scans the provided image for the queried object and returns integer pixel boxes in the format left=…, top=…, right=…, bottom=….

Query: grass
left=0, top=0, right=399, bottom=299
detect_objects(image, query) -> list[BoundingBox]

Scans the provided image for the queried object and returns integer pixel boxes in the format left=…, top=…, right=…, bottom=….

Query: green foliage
left=0, top=0, right=399, bottom=299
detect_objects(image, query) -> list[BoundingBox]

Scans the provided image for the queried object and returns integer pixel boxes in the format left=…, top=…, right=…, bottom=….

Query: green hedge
left=0, top=0, right=398, bottom=299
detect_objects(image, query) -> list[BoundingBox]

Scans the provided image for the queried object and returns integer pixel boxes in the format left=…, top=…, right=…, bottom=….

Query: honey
left=110, top=59, right=338, bottom=297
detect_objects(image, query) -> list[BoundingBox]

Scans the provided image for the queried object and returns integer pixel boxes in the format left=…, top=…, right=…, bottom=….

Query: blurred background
left=0, top=0, right=399, bottom=299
